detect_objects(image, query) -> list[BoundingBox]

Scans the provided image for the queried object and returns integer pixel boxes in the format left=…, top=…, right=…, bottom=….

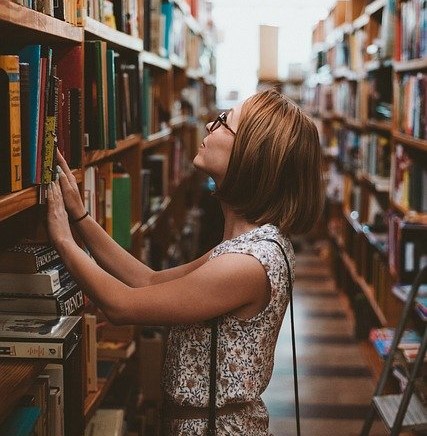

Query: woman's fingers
left=56, top=150, right=74, bottom=181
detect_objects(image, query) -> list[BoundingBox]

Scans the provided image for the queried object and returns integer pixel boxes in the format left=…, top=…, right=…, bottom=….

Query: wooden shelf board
left=365, top=0, right=386, bottom=16
left=366, top=119, right=392, bottom=133
left=341, top=251, right=388, bottom=326
left=130, top=221, right=142, bottom=236
left=174, top=0, right=191, bottom=15
left=393, top=58, right=427, bottom=73
left=84, top=135, right=141, bottom=166
left=141, top=51, right=171, bottom=70
left=0, top=168, right=82, bottom=221
left=353, top=13, right=369, bottom=30
left=84, top=359, right=121, bottom=424
left=393, top=131, right=427, bottom=152
left=170, top=54, right=187, bottom=70
left=187, top=68, right=203, bottom=80
left=170, top=115, right=189, bottom=129
left=142, top=129, right=172, bottom=149
left=0, top=2, right=83, bottom=42
left=0, top=359, right=46, bottom=424
left=84, top=17, right=143, bottom=52
left=345, top=118, right=365, bottom=130
left=139, top=197, right=172, bottom=237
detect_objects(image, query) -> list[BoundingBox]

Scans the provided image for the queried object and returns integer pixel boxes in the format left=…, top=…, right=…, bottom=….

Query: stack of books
left=369, top=327, right=422, bottom=359
left=0, top=242, right=85, bottom=316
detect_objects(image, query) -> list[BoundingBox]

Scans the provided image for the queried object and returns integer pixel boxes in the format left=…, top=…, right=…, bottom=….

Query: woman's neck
left=220, top=202, right=259, bottom=241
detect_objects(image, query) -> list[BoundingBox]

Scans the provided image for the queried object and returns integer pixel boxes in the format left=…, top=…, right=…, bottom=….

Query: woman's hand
left=56, top=150, right=86, bottom=220
left=47, top=181, right=75, bottom=248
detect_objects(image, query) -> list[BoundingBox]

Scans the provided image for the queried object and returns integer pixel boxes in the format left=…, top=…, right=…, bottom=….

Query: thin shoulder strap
left=263, top=238, right=301, bottom=436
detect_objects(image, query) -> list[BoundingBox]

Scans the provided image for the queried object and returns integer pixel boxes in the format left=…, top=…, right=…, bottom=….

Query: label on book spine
left=0, top=342, right=63, bottom=359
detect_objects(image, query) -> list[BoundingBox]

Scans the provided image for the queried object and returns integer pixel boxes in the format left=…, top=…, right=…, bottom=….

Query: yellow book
left=0, top=55, right=22, bottom=193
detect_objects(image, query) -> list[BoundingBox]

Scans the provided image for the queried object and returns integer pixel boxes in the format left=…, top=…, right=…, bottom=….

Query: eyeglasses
left=208, top=112, right=236, bottom=135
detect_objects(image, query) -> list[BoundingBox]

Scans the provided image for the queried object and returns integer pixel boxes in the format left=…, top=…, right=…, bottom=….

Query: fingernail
left=56, top=165, right=62, bottom=174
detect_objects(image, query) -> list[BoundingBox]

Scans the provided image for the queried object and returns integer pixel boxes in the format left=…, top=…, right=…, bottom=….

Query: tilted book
left=0, top=314, right=81, bottom=360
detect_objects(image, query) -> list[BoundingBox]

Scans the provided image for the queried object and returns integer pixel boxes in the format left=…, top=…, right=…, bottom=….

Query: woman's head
left=197, top=88, right=324, bottom=235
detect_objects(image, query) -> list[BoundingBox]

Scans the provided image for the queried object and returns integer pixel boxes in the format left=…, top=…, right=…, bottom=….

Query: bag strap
left=208, top=317, right=218, bottom=435
left=263, top=238, right=300, bottom=436
left=208, top=238, right=300, bottom=436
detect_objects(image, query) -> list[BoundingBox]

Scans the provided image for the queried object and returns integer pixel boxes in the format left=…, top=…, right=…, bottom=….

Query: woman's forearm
left=72, top=214, right=155, bottom=287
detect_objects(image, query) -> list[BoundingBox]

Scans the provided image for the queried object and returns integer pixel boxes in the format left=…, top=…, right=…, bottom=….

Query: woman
left=47, top=89, right=323, bottom=435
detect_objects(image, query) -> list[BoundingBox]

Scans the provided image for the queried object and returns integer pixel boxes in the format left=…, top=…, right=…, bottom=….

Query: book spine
left=0, top=342, right=63, bottom=359
left=0, top=55, right=22, bottom=193
left=57, top=287, right=85, bottom=316
left=19, top=62, right=31, bottom=188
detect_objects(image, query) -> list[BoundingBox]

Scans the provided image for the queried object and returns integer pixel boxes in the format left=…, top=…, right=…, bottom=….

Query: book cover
left=0, top=243, right=60, bottom=274
left=0, top=55, right=22, bottom=194
left=19, top=45, right=41, bottom=185
left=0, top=280, right=84, bottom=316
left=0, top=314, right=81, bottom=360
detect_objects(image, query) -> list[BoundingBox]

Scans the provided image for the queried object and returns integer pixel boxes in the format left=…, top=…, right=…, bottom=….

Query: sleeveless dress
left=162, top=224, right=295, bottom=435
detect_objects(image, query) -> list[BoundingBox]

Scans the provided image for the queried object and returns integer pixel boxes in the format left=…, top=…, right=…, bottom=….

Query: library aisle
left=262, top=239, right=387, bottom=436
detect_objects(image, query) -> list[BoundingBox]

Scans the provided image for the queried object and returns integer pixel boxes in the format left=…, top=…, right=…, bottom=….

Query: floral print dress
left=162, top=224, right=295, bottom=435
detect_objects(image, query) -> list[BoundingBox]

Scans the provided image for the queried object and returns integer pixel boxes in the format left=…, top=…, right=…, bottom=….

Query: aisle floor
left=262, top=241, right=387, bottom=436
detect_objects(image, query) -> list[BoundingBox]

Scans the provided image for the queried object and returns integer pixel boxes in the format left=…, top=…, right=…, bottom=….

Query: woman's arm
left=47, top=181, right=267, bottom=325
left=57, top=151, right=211, bottom=286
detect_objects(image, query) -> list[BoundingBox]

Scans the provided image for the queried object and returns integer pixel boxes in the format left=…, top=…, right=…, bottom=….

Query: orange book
left=0, top=55, right=22, bottom=193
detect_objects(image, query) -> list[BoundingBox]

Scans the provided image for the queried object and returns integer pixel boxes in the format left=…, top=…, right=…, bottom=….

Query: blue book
left=19, top=45, right=41, bottom=185
left=161, top=1, right=174, bottom=58
left=0, top=406, right=40, bottom=435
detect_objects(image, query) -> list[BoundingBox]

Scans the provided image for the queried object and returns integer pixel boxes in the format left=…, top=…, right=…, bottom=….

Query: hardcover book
left=0, top=243, right=60, bottom=274
left=0, top=279, right=84, bottom=316
left=0, top=314, right=81, bottom=360
left=0, top=54, right=22, bottom=194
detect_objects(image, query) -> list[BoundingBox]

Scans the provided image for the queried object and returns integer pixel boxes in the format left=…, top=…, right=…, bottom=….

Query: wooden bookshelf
left=141, top=51, right=172, bottom=70
left=393, top=58, right=427, bottom=73
left=0, top=360, right=46, bottom=423
left=366, top=119, right=392, bottom=133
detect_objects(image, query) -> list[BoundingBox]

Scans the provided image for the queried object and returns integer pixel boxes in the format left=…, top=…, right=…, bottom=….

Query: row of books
left=396, top=72, right=427, bottom=140
left=0, top=45, right=82, bottom=194
left=390, top=144, right=427, bottom=213
left=12, top=0, right=83, bottom=25
left=84, top=40, right=140, bottom=150
left=399, top=0, right=427, bottom=62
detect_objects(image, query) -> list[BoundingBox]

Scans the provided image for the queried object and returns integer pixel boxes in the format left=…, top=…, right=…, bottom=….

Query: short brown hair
left=216, top=89, right=324, bottom=235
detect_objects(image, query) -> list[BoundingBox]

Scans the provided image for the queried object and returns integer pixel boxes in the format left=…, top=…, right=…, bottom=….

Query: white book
left=85, top=409, right=125, bottom=436
left=0, top=268, right=61, bottom=294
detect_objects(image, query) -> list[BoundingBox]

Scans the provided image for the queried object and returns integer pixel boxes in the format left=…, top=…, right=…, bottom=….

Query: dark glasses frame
left=209, top=112, right=236, bottom=135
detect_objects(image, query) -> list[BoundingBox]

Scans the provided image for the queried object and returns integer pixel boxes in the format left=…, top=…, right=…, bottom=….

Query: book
left=97, top=339, right=136, bottom=359
left=0, top=243, right=60, bottom=274
left=369, top=327, right=422, bottom=358
left=0, top=279, right=84, bottom=316
left=83, top=313, right=98, bottom=394
left=19, top=62, right=31, bottom=188
left=112, top=171, right=131, bottom=249
left=19, top=45, right=41, bottom=185
left=0, top=314, right=81, bottom=359
left=0, top=267, right=63, bottom=294
left=84, top=408, right=125, bottom=436
left=0, top=55, right=22, bottom=194
left=48, top=387, right=63, bottom=436
left=0, top=406, right=41, bottom=436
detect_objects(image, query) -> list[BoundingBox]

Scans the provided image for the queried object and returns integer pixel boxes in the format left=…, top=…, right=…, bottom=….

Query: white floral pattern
left=163, top=224, right=295, bottom=435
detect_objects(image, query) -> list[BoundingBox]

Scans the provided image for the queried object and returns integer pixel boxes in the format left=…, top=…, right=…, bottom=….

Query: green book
left=106, top=49, right=117, bottom=149
left=112, top=172, right=131, bottom=249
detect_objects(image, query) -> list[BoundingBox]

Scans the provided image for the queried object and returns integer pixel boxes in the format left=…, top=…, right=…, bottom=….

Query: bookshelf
left=307, top=0, right=427, bottom=431
left=0, top=0, right=217, bottom=433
